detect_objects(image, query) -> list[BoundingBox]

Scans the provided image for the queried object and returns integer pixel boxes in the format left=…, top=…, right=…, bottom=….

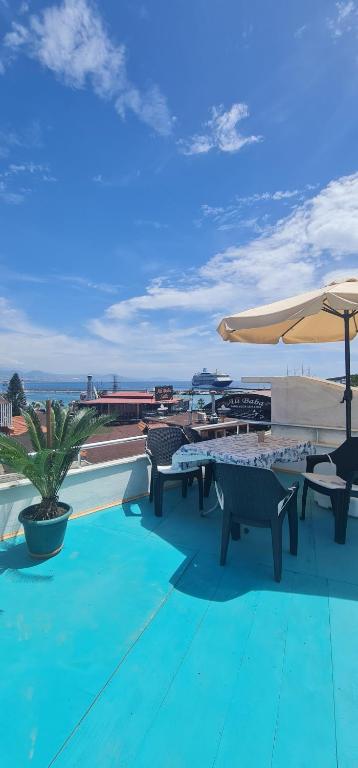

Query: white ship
left=191, top=368, right=233, bottom=389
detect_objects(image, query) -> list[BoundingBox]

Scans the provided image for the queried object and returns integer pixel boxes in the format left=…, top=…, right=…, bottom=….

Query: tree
left=6, top=373, right=26, bottom=415
left=0, top=404, right=111, bottom=519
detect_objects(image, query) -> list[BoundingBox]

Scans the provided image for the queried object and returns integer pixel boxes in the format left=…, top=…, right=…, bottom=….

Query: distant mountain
left=0, top=369, right=132, bottom=382
left=0, top=368, right=194, bottom=384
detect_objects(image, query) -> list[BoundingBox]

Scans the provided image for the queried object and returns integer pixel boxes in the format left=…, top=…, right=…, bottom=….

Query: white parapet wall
left=0, top=454, right=150, bottom=539
left=243, top=375, right=358, bottom=444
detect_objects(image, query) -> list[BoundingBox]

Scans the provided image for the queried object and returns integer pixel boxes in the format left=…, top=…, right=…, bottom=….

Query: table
left=172, top=433, right=315, bottom=470
left=172, top=434, right=315, bottom=519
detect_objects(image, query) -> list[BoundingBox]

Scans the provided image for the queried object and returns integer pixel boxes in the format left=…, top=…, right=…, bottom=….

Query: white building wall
left=243, top=375, right=358, bottom=444
left=0, top=454, right=150, bottom=539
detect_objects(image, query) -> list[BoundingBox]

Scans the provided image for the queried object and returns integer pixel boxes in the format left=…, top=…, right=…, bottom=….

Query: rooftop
left=1, top=474, right=358, bottom=767
left=83, top=397, right=181, bottom=405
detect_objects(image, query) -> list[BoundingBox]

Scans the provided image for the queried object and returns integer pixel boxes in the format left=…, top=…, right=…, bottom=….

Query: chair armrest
left=306, top=453, right=331, bottom=472
left=145, top=447, right=156, bottom=469
left=279, top=482, right=299, bottom=516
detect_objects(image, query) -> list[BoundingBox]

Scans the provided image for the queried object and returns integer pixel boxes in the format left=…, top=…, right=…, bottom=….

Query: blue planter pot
left=18, top=503, right=72, bottom=558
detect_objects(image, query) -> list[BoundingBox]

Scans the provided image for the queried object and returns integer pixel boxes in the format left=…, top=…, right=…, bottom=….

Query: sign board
left=206, top=392, right=271, bottom=422
left=155, top=385, right=174, bottom=401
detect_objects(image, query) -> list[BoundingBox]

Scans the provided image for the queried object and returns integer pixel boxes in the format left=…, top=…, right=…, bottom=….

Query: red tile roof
left=103, top=390, right=155, bottom=398
left=11, top=416, right=28, bottom=436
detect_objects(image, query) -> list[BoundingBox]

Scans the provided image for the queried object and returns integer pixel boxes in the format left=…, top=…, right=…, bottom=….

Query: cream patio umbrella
left=217, top=277, right=358, bottom=438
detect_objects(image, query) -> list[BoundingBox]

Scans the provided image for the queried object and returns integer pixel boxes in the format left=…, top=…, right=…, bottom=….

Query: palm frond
left=60, top=408, right=111, bottom=450
left=0, top=432, right=33, bottom=468
left=52, top=402, right=67, bottom=445
left=22, top=408, right=46, bottom=451
left=60, top=409, right=74, bottom=444
left=0, top=406, right=111, bottom=508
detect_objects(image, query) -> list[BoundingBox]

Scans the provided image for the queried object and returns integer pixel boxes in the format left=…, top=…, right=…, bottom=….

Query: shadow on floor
left=123, top=476, right=358, bottom=604
left=0, top=541, right=54, bottom=582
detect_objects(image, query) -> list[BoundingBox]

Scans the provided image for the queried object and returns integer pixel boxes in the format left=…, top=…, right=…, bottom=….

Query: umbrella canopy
left=217, top=277, right=358, bottom=437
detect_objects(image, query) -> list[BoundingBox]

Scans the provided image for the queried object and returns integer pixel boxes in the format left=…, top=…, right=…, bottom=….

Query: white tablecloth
left=172, top=434, right=315, bottom=470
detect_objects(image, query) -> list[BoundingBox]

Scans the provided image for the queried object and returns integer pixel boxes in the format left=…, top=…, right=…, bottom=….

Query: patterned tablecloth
left=172, top=434, right=315, bottom=470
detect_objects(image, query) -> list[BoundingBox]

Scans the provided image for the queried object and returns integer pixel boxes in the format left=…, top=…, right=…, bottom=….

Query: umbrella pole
left=343, top=310, right=352, bottom=439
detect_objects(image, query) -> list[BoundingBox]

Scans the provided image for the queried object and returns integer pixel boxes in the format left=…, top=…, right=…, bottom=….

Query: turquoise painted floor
left=1, top=477, right=358, bottom=768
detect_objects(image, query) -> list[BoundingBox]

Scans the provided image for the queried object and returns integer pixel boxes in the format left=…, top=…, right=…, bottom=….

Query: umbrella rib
left=322, top=305, right=344, bottom=318
left=282, top=306, right=358, bottom=341
left=281, top=316, right=306, bottom=340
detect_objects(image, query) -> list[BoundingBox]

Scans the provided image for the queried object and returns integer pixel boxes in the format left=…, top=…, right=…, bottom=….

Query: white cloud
left=0, top=295, right=219, bottom=376
left=92, top=168, right=141, bottom=187
left=18, top=2, right=30, bottom=14
left=294, top=25, right=308, bottom=39
left=116, top=84, right=175, bottom=137
left=178, top=103, right=262, bottom=156
left=0, top=173, right=358, bottom=377
left=0, top=180, right=24, bottom=204
left=3, top=161, right=51, bottom=177
left=0, top=129, right=22, bottom=158
left=199, top=187, right=307, bottom=230
left=3, top=0, right=173, bottom=136
left=0, top=297, right=123, bottom=373
left=0, top=267, right=120, bottom=294
left=0, top=160, right=56, bottom=203
left=135, top=219, right=168, bottom=230
left=57, top=275, right=120, bottom=294
left=327, top=1, right=358, bottom=38
left=90, top=172, right=358, bottom=329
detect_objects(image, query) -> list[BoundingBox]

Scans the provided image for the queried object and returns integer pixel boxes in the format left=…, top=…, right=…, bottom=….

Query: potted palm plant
left=0, top=403, right=110, bottom=558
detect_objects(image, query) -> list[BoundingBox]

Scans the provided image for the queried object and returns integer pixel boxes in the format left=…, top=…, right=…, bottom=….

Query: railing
left=76, top=419, right=350, bottom=468
left=2, top=418, right=353, bottom=481
left=77, top=435, right=145, bottom=467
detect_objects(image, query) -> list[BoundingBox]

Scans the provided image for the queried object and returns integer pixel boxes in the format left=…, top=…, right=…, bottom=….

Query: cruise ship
left=191, top=368, right=233, bottom=389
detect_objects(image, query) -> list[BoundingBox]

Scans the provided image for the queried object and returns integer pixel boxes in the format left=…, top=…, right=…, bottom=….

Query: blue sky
left=0, top=0, right=357, bottom=378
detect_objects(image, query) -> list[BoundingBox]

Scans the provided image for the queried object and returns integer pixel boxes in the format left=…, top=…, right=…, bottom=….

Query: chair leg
left=301, top=479, right=309, bottom=520
left=149, top=473, right=153, bottom=503
left=204, top=463, right=214, bottom=498
left=197, top=470, right=204, bottom=511
left=271, top=523, right=283, bottom=582
left=154, top=475, right=164, bottom=517
left=182, top=477, right=188, bottom=498
left=231, top=522, right=241, bottom=540
left=333, top=492, right=349, bottom=545
left=188, top=475, right=194, bottom=487
left=220, top=511, right=231, bottom=565
left=288, top=501, right=298, bottom=556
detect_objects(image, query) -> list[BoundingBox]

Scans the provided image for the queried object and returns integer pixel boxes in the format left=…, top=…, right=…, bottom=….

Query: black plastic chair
left=146, top=426, right=203, bottom=517
left=215, top=464, right=299, bottom=582
left=301, top=437, right=358, bottom=544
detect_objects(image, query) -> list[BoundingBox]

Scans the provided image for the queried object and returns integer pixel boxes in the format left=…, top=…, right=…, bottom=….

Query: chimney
left=86, top=375, right=94, bottom=400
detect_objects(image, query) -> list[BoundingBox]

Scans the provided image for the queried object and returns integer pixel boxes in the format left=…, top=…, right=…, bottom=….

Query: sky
left=0, top=0, right=358, bottom=380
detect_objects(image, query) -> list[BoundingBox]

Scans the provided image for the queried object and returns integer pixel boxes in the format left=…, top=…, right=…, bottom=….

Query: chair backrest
left=330, top=438, right=358, bottom=481
left=146, top=426, right=188, bottom=466
left=182, top=425, right=202, bottom=443
left=215, top=463, right=287, bottom=522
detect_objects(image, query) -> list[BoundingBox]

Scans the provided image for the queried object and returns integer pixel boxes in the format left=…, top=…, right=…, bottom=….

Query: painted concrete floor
left=1, top=476, right=358, bottom=768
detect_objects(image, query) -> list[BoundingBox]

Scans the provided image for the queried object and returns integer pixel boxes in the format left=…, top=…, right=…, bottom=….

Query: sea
left=0, top=378, right=270, bottom=409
